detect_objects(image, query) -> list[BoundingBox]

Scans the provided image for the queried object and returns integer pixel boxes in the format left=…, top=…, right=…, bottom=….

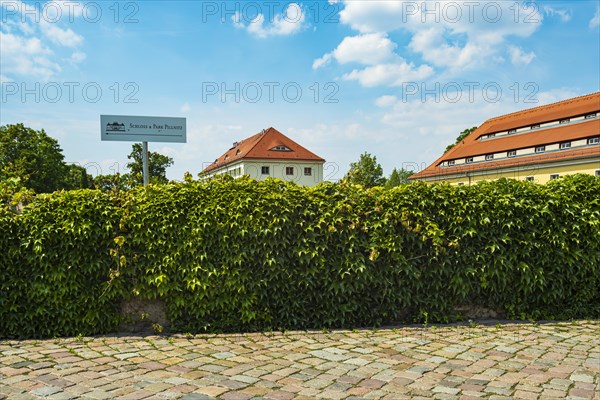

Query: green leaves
left=1, top=175, right=599, bottom=338
left=0, top=190, right=123, bottom=338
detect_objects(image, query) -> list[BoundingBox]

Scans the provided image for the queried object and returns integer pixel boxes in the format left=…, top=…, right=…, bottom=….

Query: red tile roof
left=411, top=92, right=600, bottom=180
left=202, top=127, right=325, bottom=173
left=413, top=147, right=600, bottom=180
left=448, top=119, right=599, bottom=159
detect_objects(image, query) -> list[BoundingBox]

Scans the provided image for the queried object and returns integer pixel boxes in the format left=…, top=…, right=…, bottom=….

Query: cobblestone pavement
left=1, top=321, right=599, bottom=400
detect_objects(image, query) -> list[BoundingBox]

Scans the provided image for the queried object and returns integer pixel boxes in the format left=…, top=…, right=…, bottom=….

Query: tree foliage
left=1, top=124, right=67, bottom=193
left=385, top=168, right=414, bottom=189
left=0, top=124, right=93, bottom=193
left=93, top=173, right=133, bottom=191
left=126, top=143, right=174, bottom=185
left=445, top=126, right=478, bottom=153
left=343, top=152, right=386, bottom=188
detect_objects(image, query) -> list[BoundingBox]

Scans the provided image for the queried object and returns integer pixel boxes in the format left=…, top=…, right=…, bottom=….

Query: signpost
left=101, top=115, right=186, bottom=185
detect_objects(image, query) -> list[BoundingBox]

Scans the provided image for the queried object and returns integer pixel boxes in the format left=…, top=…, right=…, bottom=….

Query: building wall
left=203, top=160, right=324, bottom=186
left=421, top=160, right=600, bottom=186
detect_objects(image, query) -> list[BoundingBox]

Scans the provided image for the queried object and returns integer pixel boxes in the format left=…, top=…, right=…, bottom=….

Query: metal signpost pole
left=142, top=141, right=149, bottom=186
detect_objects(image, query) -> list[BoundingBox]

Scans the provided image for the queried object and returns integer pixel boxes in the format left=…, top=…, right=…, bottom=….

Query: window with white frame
left=507, top=150, right=517, bottom=158
left=588, top=137, right=599, bottom=145
left=508, top=129, right=517, bottom=134
left=448, top=160, right=455, bottom=166
left=585, top=113, right=597, bottom=119
left=595, top=170, right=600, bottom=177
left=531, top=124, right=540, bottom=129
left=550, top=174, right=560, bottom=180
left=535, top=146, right=545, bottom=153
left=525, top=176, right=535, bottom=182
left=485, top=154, right=494, bottom=161
left=559, top=142, right=571, bottom=149
left=261, top=166, right=270, bottom=175
left=304, top=167, right=312, bottom=176
left=466, top=157, right=474, bottom=163
left=286, top=166, right=294, bottom=175
left=559, top=119, right=570, bottom=124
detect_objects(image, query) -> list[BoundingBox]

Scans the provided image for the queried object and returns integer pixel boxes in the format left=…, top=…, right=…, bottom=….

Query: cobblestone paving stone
left=1, top=321, right=599, bottom=399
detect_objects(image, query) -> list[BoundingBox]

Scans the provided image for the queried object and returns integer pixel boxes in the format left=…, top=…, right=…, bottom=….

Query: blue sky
left=1, top=0, right=599, bottom=181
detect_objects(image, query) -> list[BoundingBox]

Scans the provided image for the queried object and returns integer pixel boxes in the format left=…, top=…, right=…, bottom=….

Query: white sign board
left=101, top=115, right=186, bottom=143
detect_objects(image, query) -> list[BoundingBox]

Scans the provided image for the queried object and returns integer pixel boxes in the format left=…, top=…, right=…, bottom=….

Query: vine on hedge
left=1, top=175, right=598, bottom=338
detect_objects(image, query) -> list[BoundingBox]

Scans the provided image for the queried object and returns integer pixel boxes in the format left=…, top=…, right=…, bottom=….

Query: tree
left=385, top=168, right=413, bottom=189
left=0, top=123, right=68, bottom=193
left=445, top=126, right=478, bottom=153
left=343, top=152, right=386, bottom=188
left=63, top=164, right=94, bottom=190
left=126, top=143, right=174, bottom=185
left=93, top=173, right=132, bottom=191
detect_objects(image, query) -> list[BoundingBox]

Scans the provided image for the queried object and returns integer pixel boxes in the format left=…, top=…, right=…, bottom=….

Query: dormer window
left=236, top=149, right=241, bottom=155
left=447, top=160, right=455, bottom=166
left=488, top=133, right=495, bottom=138
left=535, top=146, right=545, bottom=153
left=559, top=119, right=570, bottom=124
left=559, top=142, right=571, bottom=149
left=585, top=113, right=597, bottom=119
left=271, top=145, right=292, bottom=152
left=588, top=137, right=599, bottom=145
left=485, top=154, right=494, bottom=161
left=507, top=150, right=516, bottom=158
left=531, top=124, right=540, bottom=130
left=224, top=155, right=229, bottom=160
left=466, top=157, right=474, bottom=164
left=508, top=129, right=517, bottom=134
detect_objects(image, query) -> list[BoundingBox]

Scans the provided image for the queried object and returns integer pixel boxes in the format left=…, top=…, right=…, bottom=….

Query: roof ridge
left=485, top=91, right=600, bottom=123
left=240, top=127, right=270, bottom=156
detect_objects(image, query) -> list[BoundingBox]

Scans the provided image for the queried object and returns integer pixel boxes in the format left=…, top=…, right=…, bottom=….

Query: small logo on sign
left=106, top=122, right=126, bottom=132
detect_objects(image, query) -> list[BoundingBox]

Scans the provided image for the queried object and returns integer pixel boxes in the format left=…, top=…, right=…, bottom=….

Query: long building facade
left=410, top=92, right=600, bottom=185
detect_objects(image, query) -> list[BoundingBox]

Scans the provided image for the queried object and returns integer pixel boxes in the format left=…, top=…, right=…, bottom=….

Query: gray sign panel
left=101, top=115, right=186, bottom=143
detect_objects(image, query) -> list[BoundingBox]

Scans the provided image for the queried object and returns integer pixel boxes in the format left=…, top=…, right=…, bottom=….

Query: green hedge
left=1, top=175, right=599, bottom=338
left=0, top=191, right=123, bottom=338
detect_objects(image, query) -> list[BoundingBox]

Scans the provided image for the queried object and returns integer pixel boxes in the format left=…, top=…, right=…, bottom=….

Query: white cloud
left=508, top=46, right=536, bottom=66
left=333, top=33, right=397, bottom=65
left=233, top=3, right=306, bottom=38
left=375, top=95, right=398, bottom=108
left=313, top=32, right=435, bottom=86
left=312, top=53, right=332, bottom=70
left=343, top=62, right=434, bottom=87
left=329, top=0, right=543, bottom=74
left=43, top=1, right=85, bottom=21
left=0, top=32, right=61, bottom=80
left=0, top=1, right=85, bottom=79
left=377, top=87, right=584, bottom=148
left=70, top=51, right=86, bottom=63
left=543, top=6, right=572, bottom=22
left=590, top=7, right=600, bottom=28
left=40, top=22, right=84, bottom=47
left=408, top=27, right=492, bottom=71
left=535, top=88, right=581, bottom=106
left=313, top=33, right=398, bottom=70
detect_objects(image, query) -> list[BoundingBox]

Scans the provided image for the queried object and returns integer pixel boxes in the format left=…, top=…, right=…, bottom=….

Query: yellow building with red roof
left=410, top=92, right=600, bottom=185
left=201, top=127, right=326, bottom=186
